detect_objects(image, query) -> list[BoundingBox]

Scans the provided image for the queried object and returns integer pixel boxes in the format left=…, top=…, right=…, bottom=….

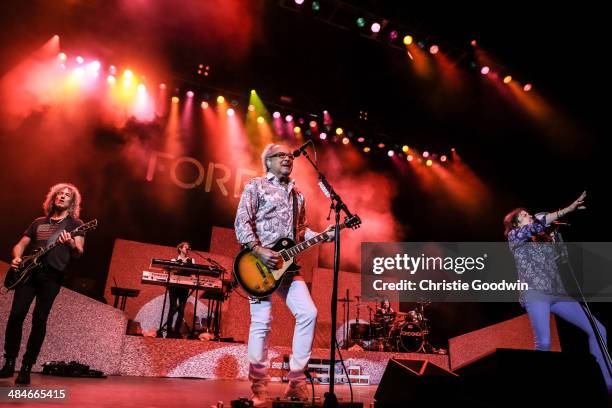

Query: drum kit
left=339, top=296, right=436, bottom=353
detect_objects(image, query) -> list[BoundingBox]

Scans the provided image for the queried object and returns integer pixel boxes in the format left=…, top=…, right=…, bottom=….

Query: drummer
left=375, top=299, right=396, bottom=322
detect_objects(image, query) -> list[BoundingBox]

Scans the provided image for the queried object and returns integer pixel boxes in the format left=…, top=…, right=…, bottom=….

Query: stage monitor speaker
left=374, top=358, right=459, bottom=406
left=455, top=348, right=608, bottom=408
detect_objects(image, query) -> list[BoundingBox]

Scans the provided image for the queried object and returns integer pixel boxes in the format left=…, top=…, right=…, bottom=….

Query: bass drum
left=398, top=321, right=425, bottom=353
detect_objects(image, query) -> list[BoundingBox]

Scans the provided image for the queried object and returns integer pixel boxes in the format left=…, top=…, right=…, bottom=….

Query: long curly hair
left=503, top=207, right=526, bottom=238
left=43, top=183, right=82, bottom=218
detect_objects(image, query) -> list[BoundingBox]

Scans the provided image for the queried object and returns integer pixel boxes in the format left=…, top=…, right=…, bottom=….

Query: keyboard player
left=166, top=242, right=196, bottom=338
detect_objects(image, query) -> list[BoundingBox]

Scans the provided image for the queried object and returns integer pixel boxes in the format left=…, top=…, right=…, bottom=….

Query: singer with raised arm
left=504, top=191, right=612, bottom=391
left=234, top=143, right=334, bottom=406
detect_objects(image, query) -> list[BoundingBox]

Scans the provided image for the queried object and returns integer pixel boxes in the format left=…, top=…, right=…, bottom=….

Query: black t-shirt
left=24, top=216, right=84, bottom=272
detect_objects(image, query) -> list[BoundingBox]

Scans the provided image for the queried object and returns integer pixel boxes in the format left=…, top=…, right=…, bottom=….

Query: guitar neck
left=41, top=229, right=80, bottom=256
left=282, top=225, right=346, bottom=259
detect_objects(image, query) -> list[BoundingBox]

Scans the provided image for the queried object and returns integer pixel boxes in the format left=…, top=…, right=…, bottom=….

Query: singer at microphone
left=503, top=190, right=612, bottom=391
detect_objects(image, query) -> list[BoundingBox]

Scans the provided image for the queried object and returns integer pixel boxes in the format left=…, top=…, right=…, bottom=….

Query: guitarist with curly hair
left=0, top=183, right=85, bottom=385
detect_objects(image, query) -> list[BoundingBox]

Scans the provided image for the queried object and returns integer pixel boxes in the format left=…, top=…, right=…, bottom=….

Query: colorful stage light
left=320, top=132, right=327, bottom=140
left=58, top=52, right=67, bottom=61
left=123, top=69, right=133, bottom=79
left=88, top=61, right=101, bottom=72
left=523, top=83, right=532, bottom=92
left=356, top=18, right=366, bottom=28
left=294, top=0, right=304, bottom=4
left=227, top=108, right=235, bottom=116
left=342, top=137, right=350, bottom=144
left=73, top=67, right=85, bottom=78
left=357, top=137, right=365, bottom=143
left=371, top=22, right=381, bottom=33
left=407, top=155, right=414, bottom=161
left=440, top=155, right=447, bottom=162
left=248, top=104, right=256, bottom=112
left=137, top=84, right=146, bottom=93
left=503, top=75, right=512, bottom=84
left=471, top=40, right=477, bottom=46
left=201, top=101, right=209, bottom=109
left=217, top=96, right=225, bottom=103
left=403, top=35, right=413, bottom=45
left=257, top=116, right=265, bottom=124
left=378, top=143, right=385, bottom=149
left=309, top=120, right=317, bottom=128
left=273, top=111, right=281, bottom=119
left=336, top=127, right=344, bottom=135
left=107, top=75, right=116, bottom=85
left=402, top=145, right=410, bottom=153
left=312, top=1, right=321, bottom=11
left=285, top=115, right=293, bottom=122
left=426, top=159, right=433, bottom=167
left=364, top=147, right=371, bottom=153
left=186, top=91, right=194, bottom=98
left=423, top=151, right=430, bottom=158
left=389, top=30, right=399, bottom=40
left=172, top=96, right=180, bottom=104
left=480, top=66, right=490, bottom=75
left=429, top=45, right=439, bottom=55
left=76, top=56, right=84, bottom=64
left=294, top=126, right=302, bottom=133
left=387, top=150, right=394, bottom=157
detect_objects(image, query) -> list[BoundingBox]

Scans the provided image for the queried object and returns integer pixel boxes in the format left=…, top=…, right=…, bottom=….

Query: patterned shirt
left=507, top=216, right=567, bottom=303
left=235, top=172, right=316, bottom=248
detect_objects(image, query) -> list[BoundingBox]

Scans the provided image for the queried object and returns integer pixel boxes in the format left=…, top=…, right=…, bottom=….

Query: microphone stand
left=300, top=148, right=357, bottom=408
left=552, top=229, right=612, bottom=379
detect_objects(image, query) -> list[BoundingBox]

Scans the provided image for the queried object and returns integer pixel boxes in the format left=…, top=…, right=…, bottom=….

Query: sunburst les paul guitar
left=233, top=215, right=361, bottom=298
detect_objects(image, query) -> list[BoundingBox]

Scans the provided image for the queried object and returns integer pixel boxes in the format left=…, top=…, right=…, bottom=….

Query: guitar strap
left=292, top=188, right=299, bottom=243
left=45, top=217, right=71, bottom=250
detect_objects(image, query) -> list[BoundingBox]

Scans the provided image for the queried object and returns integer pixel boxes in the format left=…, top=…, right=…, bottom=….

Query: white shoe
left=283, top=380, right=309, bottom=401
left=250, top=390, right=268, bottom=407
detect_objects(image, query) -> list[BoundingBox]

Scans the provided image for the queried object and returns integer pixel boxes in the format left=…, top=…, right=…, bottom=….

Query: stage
left=0, top=375, right=376, bottom=408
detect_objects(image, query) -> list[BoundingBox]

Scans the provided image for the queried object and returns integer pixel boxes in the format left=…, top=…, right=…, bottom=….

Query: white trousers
left=248, top=277, right=317, bottom=390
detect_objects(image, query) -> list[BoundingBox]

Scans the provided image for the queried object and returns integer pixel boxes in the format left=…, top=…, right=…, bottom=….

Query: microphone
left=318, top=181, right=331, bottom=198
left=292, top=140, right=313, bottom=157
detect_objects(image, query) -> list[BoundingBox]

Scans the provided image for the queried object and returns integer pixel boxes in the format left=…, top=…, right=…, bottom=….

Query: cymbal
left=337, top=298, right=355, bottom=302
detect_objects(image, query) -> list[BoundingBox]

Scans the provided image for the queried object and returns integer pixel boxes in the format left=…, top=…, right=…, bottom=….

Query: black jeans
left=167, top=287, right=189, bottom=335
left=4, top=269, right=61, bottom=364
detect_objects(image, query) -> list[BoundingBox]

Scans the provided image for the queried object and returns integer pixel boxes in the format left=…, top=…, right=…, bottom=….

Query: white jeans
left=248, top=277, right=317, bottom=390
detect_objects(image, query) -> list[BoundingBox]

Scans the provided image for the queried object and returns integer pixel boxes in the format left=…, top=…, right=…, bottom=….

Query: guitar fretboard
left=281, top=233, right=329, bottom=261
